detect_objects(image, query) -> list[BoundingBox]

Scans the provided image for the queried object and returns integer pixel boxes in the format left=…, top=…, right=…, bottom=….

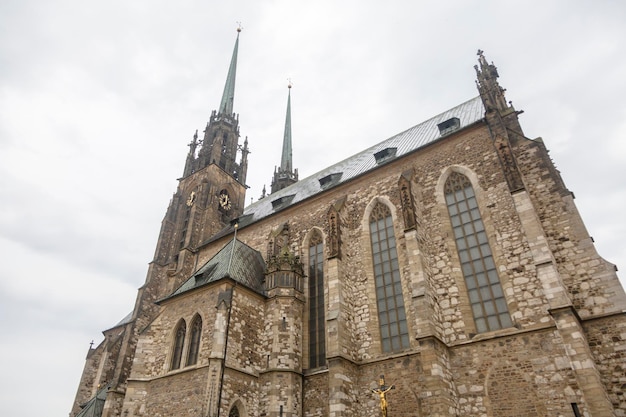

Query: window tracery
left=444, top=172, right=512, bottom=333
left=186, top=315, right=202, bottom=366
left=308, top=231, right=326, bottom=368
left=170, top=319, right=186, bottom=370
left=369, top=202, right=409, bottom=352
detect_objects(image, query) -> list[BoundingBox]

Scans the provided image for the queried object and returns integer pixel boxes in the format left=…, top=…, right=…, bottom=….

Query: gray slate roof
left=169, top=96, right=485, bottom=299
left=240, top=96, right=485, bottom=225
left=164, top=238, right=266, bottom=300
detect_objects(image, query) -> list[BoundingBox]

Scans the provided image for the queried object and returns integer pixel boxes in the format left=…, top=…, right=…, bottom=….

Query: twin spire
left=184, top=26, right=299, bottom=198
left=191, top=34, right=507, bottom=203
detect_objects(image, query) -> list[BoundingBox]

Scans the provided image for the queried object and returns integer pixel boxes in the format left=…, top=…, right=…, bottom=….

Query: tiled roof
left=163, top=237, right=266, bottom=300
left=240, top=96, right=485, bottom=226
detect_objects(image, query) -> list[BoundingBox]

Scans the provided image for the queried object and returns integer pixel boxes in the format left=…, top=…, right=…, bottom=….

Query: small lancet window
left=444, top=172, right=512, bottom=333
left=170, top=319, right=186, bottom=370
left=186, top=315, right=202, bottom=366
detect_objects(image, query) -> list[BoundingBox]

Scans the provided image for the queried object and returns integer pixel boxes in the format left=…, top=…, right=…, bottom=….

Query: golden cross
left=371, top=374, right=395, bottom=417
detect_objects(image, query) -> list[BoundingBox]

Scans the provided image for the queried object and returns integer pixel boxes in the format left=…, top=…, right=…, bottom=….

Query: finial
left=89, top=340, right=94, bottom=349
left=477, top=49, right=484, bottom=57
left=236, top=22, right=243, bottom=33
left=287, top=78, right=293, bottom=89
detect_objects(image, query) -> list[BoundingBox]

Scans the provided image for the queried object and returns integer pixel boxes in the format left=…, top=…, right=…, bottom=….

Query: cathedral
left=70, top=30, right=626, bottom=417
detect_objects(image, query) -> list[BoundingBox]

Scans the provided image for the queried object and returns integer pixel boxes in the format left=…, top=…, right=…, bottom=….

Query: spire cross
left=371, top=375, right=395, bottom=417
left=236, top=22, right=243, bottom=32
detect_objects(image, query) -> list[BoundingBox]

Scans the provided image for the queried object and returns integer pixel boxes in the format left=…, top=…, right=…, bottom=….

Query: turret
left=475, top=49, right=525, bottom=192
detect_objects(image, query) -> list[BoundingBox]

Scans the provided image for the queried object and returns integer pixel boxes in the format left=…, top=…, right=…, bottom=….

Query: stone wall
left=584, top=315, right=626, bottom=414
left=513, top=137, right=626, bottom=317
left=80, top=114, right=625, bottom=416
left=303, top=371, right=329, bottom=417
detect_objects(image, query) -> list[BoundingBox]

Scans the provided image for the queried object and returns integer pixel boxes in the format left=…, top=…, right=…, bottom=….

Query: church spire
left=191, top=27, right=248, bottom=186
left=271, top=82, right=299, bottom=194
left=280, top=82, right=293, bottom=173
left=218, top=26, right=241, bottom=116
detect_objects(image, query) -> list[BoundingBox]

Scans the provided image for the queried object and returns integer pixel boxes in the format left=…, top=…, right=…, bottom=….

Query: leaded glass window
left=186, top=315, right=202, bottom=366
left=170, top=320, right=186, bottom=370
left=369, top=203, right=409, bottom=352
left=444, top=172, right=512, bottom=333
left=308, top=232, right=326, bottom=368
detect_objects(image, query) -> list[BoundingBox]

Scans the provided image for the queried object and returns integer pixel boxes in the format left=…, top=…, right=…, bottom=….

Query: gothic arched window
left=444, top=172, right=512, bottom=333
left=369, top=203, right=409, bottom=352
left=186, top=315, right=202, bottom=366
left=228, top=405, right=240, bottom=417
left=170, top=319, right=186, bottom=370
left=308, top=231, right=326, bottom=368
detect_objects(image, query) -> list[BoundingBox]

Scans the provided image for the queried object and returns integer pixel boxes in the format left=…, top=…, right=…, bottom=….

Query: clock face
left=219, top=193, right=231, bottom=210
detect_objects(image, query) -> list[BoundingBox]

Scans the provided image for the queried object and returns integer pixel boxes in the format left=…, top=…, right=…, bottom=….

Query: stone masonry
left=70, top=47, right=626, bottom=417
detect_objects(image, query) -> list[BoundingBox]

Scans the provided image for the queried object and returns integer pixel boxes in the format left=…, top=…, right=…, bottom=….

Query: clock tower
left=152, top=27, right=249, bottom=280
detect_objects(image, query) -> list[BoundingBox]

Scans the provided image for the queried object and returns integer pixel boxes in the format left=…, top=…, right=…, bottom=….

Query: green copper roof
left=218, top=32, right=240, bottom=115
left=75, top=383, right=110, bottom=417
left=280, top=86, right=293, bottom=172
left=164, top=237, right=266, bottom=300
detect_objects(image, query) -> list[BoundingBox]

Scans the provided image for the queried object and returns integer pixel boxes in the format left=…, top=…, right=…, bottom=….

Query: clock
left=186, top=191, right=196, bottom=207
left=219, top=193, right=232, bottom=210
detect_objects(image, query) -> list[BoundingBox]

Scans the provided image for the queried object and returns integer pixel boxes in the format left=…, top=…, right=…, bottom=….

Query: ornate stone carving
left=399, top=174, right=417, bottom=230
left=494, top=135, right=524, bottom=192
left=327, top=206, right=341, bottom=259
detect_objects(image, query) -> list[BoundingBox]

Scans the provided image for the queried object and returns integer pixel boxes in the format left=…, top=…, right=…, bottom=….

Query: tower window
left=369, top=203, right=409, bottom=352
left=308, top=231, right=326, bottom=368
left=170, top=319, right=186, bottom=370
left=186, top=315, right=202, bottom=366
left=444, top=172, right=512, bottom=333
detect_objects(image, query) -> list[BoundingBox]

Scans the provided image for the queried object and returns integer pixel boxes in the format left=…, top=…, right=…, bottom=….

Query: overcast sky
left=1, top=1, right=625, bottom=416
